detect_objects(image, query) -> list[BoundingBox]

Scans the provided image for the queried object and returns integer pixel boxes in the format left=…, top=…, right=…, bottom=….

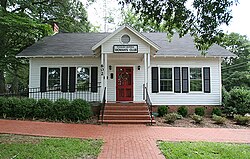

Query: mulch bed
left=155, top=116, right=250, bottom=129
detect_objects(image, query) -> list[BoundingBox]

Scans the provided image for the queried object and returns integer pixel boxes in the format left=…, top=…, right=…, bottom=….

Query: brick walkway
left=0, top=120, right=249, bottom=159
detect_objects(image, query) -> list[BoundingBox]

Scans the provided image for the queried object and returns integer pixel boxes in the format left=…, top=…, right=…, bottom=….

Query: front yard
left=158, top=141, right=250, bottom=159
left=0, top=134, right=103, bottom=159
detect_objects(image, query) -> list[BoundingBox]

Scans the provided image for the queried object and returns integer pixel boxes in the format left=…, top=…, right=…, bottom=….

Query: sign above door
left=113, top=45, right=138, bottom=53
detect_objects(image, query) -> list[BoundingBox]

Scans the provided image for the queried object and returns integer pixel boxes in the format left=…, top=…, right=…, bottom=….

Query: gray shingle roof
left=17, top=32, right=234, bottom=57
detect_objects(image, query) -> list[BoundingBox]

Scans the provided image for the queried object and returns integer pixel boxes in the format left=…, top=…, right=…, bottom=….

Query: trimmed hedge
left=158, top=106, right=168, bottom=117
left=0, top=98, right=92, bottom=121
left=177, top=106, right=188, bottom=117
left=195, top=107, right=205, bottom=116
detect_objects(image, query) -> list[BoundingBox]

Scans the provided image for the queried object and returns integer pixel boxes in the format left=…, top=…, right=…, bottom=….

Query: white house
left=17, top=25, right=234, bottom=108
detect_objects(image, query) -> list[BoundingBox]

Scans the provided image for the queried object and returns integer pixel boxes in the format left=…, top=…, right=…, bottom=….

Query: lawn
left=158, top=141, right=250, bottom=159
left=0, top=134, right=103, bottom=159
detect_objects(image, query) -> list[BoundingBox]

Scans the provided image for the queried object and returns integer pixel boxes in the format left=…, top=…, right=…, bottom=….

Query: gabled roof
left=17, top=28, right=235, bottom=58
left=91, top=25, right=160, bottom=51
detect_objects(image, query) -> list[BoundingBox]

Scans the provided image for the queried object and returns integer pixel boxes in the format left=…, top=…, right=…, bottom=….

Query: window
left=190, top=68, right=202, bottom=92
left=160, top=68, right=172, bottom=91
left=77, top=67, right=90, bottom=91
left=121, top=34, right=130, bottom=44
left=48, top=68, right=60, bottom=90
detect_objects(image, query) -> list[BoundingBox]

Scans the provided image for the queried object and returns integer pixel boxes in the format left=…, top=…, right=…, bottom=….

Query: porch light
left=138, top=66, right=141, bottom=70
left=109, top=65, right=112, bottom=70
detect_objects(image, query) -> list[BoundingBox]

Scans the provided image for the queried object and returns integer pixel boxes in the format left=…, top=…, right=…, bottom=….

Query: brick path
left=0, top=120, right=249, bottom=159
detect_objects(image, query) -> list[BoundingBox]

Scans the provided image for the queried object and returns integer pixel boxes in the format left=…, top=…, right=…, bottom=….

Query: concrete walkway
left=0, top=120, right=249, bottom=159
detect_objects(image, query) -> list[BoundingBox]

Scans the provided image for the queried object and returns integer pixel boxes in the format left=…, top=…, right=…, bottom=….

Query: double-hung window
left=160, top=68, right=172, bottom=92
left=77, top=67, right=90, bottom=91
left=48, top=68, right=60, bottom=90
left=190, top=68, right=202, bottom=92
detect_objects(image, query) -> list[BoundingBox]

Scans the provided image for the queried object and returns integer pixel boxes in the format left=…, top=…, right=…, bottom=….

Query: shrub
left=19, top=98, right=37, bottom=119
left=212, top=114, right=226, bottom=124
left=69, top=99, right=92, bottom=121
left=212, top=107, right=222, bottom=116
left=6, top=97, right=21, bottom=118
left=234, top=115, right=250, bottom=125
left=0, top=97, right=7, bottom=118
left=177, top=106, right=188, bottom=117
left=191, top=114, right=203, bottom=124
left=224, top=88, right=250, bottom=116
left=158, top=106, right=168, bottom=117
left=53, top=98, right=70, bottom=120
left=35, top=99, right=53, bottom=119
left=195, top=107, right=205, bottom=116
left=164, top=113, right=182, bottom=124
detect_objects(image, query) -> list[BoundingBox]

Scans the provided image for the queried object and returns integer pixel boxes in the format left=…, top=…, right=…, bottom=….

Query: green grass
left=158, top=141, right=250, bottom=159
left=0, top=134, right=103, bottom=159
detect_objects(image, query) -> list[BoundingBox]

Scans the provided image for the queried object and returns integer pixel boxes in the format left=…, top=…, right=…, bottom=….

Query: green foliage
left=164, top=113, right=182, bottom=124
left=177, top=106, right=188, bottom=117
left=69, top=99, right=92, bottom=121
left=224, top=88, right=250, bottom=116
left=191, top=114, right=203, bottom=124
left=194, top=107, right=205, bottom=116
left=35, top=99, right=53, bottom=119
left=234, top=115, right=250, bottom=125
left=0, top=97, right=7, bottom=118
left=19, top=98, right=37, bottom=118
left=158, top=106, right=168, bottom=117
left=212, top=114, right=226, bottom=124
left=53, top=98, right=70, bottom=120
left=6, top=97, right=21, bottom=118
left=0, top=134, right=103, bottom=159
left=212, top=107, right=222, bottom=116
left=158, top=141, right=250, bottom=159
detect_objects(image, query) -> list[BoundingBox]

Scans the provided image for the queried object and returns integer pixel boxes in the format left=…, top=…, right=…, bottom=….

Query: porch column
left=144, top=53, right=148, bottom=88
left=147, top=53, right=150, bottom=90
left=104, top=53, right=108, bottom=100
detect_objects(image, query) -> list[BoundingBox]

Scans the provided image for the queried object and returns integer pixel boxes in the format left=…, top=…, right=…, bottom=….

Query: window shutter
left=40, top=67, right=47, bottom=92
left=203, top=67, right=211, bottom=93
left=152, top=67, right=159, bottom=93
left=61, top=67, right=68, bottom=92
left=182, top=67, right=189, bottom=93
left=91, top=67, right=98, bottom=92
left=174, top=67, right=181, bottom=93
left=69, top=67, right=76, bottom=92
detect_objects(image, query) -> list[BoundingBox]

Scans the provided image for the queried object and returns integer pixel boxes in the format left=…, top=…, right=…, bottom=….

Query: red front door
left=116, top=67, right=133, bottom=101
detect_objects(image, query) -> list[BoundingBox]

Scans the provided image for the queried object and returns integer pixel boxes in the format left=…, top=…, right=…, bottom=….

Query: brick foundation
left=152, top=105, right=219, bottom=116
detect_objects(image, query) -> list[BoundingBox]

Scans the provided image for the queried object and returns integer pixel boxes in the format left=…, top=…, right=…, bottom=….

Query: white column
left=104, top=53, right=108, bottom=100
left=144, top=53, right=147, bottom=88
left=101, top=53, right=104, bottom=98
left=147, top=53, right=150, bottom=90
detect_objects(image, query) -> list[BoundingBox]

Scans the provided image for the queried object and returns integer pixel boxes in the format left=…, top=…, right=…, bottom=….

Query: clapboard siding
left=102, top=28, right=150, bottom=53
left=149, top=57, right=221, bottom=105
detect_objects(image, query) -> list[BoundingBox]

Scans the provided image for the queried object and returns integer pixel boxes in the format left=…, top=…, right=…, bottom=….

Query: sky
left=83, top=0, right=250, bottom=39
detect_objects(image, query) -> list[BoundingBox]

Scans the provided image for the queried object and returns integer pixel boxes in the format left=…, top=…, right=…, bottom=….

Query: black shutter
left=174, top=67, right=181, bottom=93
left=91, top=67, right=98, bottom=92
left=182, top=67, right=189, bottom=93
left=61, top=67, right=68, bottom=92
left=152, top=67, right=159, bottom=93
left=203, top=67, right=211, bottom=93
left=69, top=67, right=76, bottom=92
left=40, top=67, right=47, bottom=92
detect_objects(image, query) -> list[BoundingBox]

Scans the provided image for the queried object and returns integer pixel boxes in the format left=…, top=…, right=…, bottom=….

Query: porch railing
left=144, top=85, right=153, bottom=125
left=100, top=87, right=106, bottom=123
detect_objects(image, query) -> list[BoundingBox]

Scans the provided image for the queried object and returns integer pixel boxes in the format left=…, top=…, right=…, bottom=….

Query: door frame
left=115, top=65, right=135, bottom=101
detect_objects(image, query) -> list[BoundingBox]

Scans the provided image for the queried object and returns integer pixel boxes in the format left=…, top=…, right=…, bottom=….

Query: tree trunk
left=0, top=0, right=7, bottom=11
left=12, top=64, right=19, bottom=94
left=0, top=69, right=5, bottom=93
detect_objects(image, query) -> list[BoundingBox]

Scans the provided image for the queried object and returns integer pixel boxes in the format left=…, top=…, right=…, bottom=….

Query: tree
left=121, top=0, right=237, bottom=50
left=219, top=33, right=250, bottom=91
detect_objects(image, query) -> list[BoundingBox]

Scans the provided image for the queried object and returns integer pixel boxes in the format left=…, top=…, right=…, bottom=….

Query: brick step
left=102, top=115, right=151, bottom=120
left=98, top=119, right=156, bottom=124
left=102, top=110, right=149, bottom=115
left=104, top=106, right=148, bottom=110
left=106, top=102, right=146, bottom=106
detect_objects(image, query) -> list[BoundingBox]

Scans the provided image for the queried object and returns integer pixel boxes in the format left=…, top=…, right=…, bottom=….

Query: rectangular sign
left=113, top=45, right=138, bottom=53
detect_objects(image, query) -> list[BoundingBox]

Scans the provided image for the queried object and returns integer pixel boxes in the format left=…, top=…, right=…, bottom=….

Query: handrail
left=101, top=87, right=106, bottom=123
left=144, top=85, right=153, bottom=125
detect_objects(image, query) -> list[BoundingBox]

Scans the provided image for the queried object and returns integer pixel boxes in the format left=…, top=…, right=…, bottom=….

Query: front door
left=116, top=67, right=133, bottom=101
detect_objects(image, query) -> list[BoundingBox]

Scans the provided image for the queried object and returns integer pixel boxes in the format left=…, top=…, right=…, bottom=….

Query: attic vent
left=121, top=34, right=130, bottom=44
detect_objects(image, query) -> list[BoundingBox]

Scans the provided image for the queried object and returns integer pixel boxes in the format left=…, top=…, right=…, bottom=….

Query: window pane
left=160, top=68, right=172, bottom=79
left=190, top=68, right=202, bottom=91
left=160, top=80, right=172, bottom=91
left=77, top=67, right=90, bottom=91
left=48, top=68, right=60, bottom=90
